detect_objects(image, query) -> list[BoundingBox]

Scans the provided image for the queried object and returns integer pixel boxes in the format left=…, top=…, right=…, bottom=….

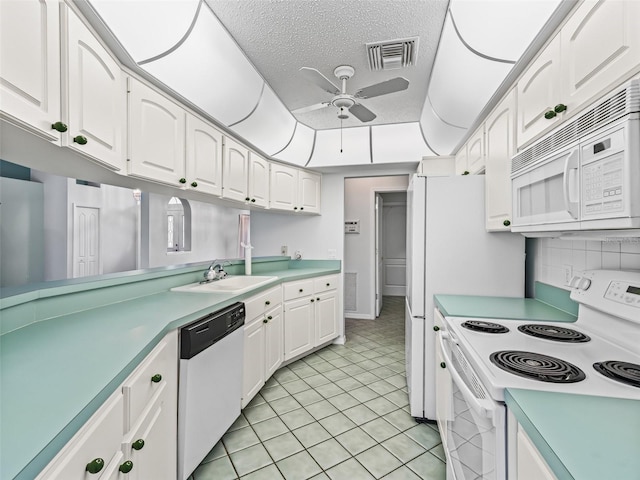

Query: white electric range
left=435, top=270, right=640, bottom=480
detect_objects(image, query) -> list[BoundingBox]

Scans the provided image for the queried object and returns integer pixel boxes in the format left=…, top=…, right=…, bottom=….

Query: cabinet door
left=128, top=78, right=186, bottom=185
left=466, top=127, right=485, bottom=174
left=315, top=291, right=337, bottom=346
left=63, top=6, right=126, bottom=171
left=298, top=171, right=321, bottom=214
left=516, top=427, right=558, bottom=480
left=560, top=0, right=640, bottom=114
left=485, top=89, right=516, bottom=231
left=517, top=35, right=562, bottom=148
left=222, top=136, right=249, bottom=202
left=242, top=319, right=265, bottom=408
left=283, top=298, right=314, bottom=360
left=186, top=114, right=223, bottom=196
left=264, top=307, right=283, bottom=379
left=0, top=0, right=61, bottom=141
left=97, top=451, right=127, bottom=480
left=248, top=152, right=270, bottom=208
left=270, top=164, right=298, bottom=211
left=454, top=146, right=468, bottom=175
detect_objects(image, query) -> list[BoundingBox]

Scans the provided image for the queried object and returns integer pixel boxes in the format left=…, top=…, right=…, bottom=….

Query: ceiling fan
left=292, top=65, right=409, bottom=123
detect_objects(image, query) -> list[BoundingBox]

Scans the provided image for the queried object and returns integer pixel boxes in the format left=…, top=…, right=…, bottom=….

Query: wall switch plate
left=281, top=245, right=288, bottom=256
left=563, top=264, right=573, bottom=285
left=294, top=250, right=302, bottom=260
left=328, top=249, right=337, bottom=259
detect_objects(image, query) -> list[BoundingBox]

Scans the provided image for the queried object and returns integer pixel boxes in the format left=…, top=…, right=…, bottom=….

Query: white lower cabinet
left=283, top=275, right=338, bottom=361
left=515, top=426, right=558, bottom=480
left=36, top=331, right=178, bottom=480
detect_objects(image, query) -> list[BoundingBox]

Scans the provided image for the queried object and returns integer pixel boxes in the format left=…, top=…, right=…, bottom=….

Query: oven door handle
left=439, top=335, right=497, bottom=421
left=563, top=148, right=580, bottom=219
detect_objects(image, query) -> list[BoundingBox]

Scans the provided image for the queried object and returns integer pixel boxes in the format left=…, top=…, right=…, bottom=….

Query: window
left=167, top=197, right=191, bottom=252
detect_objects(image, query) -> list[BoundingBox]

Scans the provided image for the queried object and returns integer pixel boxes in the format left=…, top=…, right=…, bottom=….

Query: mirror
left=0, top=160, right=242, bottom=293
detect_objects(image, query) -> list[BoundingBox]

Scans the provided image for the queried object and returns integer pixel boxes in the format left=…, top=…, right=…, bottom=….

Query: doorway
left=73, top=205, right=100, bottom=277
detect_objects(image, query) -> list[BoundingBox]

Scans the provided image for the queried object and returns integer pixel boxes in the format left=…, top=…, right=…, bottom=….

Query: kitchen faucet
left=202, top=260, right=231, bottom=282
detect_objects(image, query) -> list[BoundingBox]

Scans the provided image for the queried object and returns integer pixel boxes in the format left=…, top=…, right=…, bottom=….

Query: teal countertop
left=506, top=389, right=640, bottom=480
left=1, top=262, right=340, bottom=480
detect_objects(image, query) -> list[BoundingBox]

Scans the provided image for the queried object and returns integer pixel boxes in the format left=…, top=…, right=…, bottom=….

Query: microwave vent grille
left=512, top=80, right=640, bottom=173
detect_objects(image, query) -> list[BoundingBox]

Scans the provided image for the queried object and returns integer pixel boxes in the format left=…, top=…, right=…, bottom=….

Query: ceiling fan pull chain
left=340, top=112, right=343, bottom=153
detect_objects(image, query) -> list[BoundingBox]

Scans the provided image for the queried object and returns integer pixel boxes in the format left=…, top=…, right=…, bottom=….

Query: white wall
left=344, top=175, right=409, bottom=318
left=141, top=192, right=242, bottom=268
left=531, top=238, right=640, bottom=289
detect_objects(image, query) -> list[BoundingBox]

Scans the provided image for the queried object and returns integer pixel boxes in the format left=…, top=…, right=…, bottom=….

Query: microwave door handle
left=563, top=148, right=580, bottom=219
left=438, top=334, right=497, bottom=421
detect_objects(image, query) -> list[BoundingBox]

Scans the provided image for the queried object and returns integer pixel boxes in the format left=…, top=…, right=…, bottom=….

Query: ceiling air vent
left=366, top=37, right=419, bottom=71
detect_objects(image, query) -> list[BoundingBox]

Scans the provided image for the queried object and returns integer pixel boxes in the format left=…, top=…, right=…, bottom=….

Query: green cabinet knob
left=299, top=289, right=303, bottom=293
left=294, top=206, right=298, bottom=210
left=51, top=121, right=68, bottom=132
left=251, top=198, right=256, bottom=203
left=267, top=316, right=272, bottom=320
left=119, top=460, right=134, bottom=474
left=245, top=197, right=250, bottom=201
left=300, top=207, right=304, bottom=211
left=86, top=458, right=105, bottom=474
left=179, top=178, right=186, bottom=184
left=433, top=326, right=440, bottom=331
left=132, top=439, right=145, bottom=450
left=554, top=103, right=567, bottom=113
left=310, top=299, right=315, bottom=302
left=440, top=362, right=446, bottom=369
left=265, top=300, right=270, bottom=305
left=462, top=171, right=470, bottom=175
left=503, top=219, right=511, bottom=226
left=73, top=135, right=88, bottom=145
left=151, top=374, right=162, bottom=383
left=544, top=110, right=557, bottom=119
left=263, top=318, right=268, bottom=323
left=326, top=283, right=330, bottom=287
left=191, top=181, right=198, bottom=188
left=316, top=297, right=320, bottom=301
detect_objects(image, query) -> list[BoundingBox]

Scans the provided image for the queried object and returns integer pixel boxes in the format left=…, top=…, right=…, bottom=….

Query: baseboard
left=332, top=335, right=346, bottom=345
left=344, top=313, right=376, bottom=320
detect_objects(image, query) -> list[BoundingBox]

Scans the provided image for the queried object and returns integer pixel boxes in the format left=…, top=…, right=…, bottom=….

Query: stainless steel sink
left=171, top=275, right=277, bottom=294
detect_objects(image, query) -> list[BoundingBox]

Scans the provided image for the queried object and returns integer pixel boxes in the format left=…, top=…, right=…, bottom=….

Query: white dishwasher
left=177, top=302, right=245, bottom=480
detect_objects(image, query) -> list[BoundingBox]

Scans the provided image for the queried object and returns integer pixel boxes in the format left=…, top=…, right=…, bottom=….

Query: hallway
left=191, top=296, right=445, bottom=479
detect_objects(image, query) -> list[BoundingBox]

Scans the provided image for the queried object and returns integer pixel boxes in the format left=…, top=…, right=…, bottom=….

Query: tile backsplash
left=533, top=238, right=640, bottom=289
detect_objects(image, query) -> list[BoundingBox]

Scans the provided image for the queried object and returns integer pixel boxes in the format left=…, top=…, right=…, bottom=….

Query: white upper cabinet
left=485, top=89, right=517, bottom=231
left=517, top=35, right=562, bottom=148
left=0, top=0, right=61, bottom=141
left=222, top=136, right=249, bottom=202
left=128, top=78, right=186, bottom=185
left=298, top=171, right=321, bottom=214
left=62, top=5, right=126, bottom=171
left=455, top=146, right=468, bottom=175
left=248, top=152, right=269, bottom=208
left=466, top=127, right=485, bottom=174
left=186, top=114, right=223, bottom=196
left=270, top=164, right=298, bottom=211
left=560, top=0, right=640, bottom=114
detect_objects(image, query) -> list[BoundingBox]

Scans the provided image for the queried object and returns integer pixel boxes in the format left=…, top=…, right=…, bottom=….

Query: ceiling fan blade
left=299, top=67, right=340, bottom=95
left=349, top=103, right=377, bottom=123
left=292, top=102, right=330, bottom=114
left=355, top=77, right=409, bottom=99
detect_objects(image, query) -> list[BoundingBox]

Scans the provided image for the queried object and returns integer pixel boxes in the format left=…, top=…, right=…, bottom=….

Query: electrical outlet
left=328, top=249, right=337, bottom=259
left=294, top=250, right=302, bottom=260
left=563, top=264, right=573, bottom=285
left=281, top=245, right=288, bottom=256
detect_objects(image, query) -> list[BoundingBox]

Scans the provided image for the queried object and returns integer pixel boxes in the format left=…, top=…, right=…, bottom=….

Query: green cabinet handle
left=294, top=206, right=298, bottom=210
left=310, top=299, right=315, bottom=302
left=316, top=297, right=320, bottom=301
left=462, top=171, right=470, bottom=175
left=299, top=289, right=303, bottom=293
left=326, top=283, right=330, bottom=287
left=503, top=219, right=511, bottom=226
left=191, top=181, right=198, bottom=188
left=119, top=460, right=134, bottom=474
left=51, top=121, right=68, bottom=132
left=265, top=300, right=270, bottom=305
left=433, top=326, right=440, bottom=331
left=86, top=458, right=104, bottom=474
left=544, top=110, right=557, bottom=119
left=132, top=439, right=145, bottom=450
left=251, top=198, right=256, bottom=203
left=554, top=103, right=567, bottom=113
left=151, top=374, right=162, bottom=383
left=179, top=178, right=186, bottom=184
left=263, top=318, right=268, bottom=323
left=245, top=197, right=250, bottom=201
left=73, top=135, right=88, bottom=145
left=300, top=207, right=304, bottom=211
left=440, top=362, right=446, bottom=369
left=267, top=316, right=273, bottom=320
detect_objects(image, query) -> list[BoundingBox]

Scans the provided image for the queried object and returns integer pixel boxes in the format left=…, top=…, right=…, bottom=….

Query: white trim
left=344, top=313, right=376, bottom=320
left=332, top=335, right=346, bottom=345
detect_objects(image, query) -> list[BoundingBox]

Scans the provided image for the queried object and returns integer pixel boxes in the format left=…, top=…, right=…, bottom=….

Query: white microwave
left=511, top=82, right=640, bottom=234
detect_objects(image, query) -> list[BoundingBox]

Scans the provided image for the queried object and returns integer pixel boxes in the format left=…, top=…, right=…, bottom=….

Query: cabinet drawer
left=283, top=279, right=314, bottom=301
left=244, top=285, right=282, bottom=322
left=122, top=331, right=177, bottom=431
left=314, top=275, right=338, bottom=294
left=36, top=393, right=124, bottom=480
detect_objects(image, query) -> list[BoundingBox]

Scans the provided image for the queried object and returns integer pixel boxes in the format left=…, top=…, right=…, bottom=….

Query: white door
left=298, top=171, right=321, bottom=214
left=222, top=137, right=249, bottom=202
left=63, top=6, right=125, bottom=170
left=248, top=152, right=270, bottom=208
left=270, top=164, right=297, bottom=211
left=375, top=194, right=384, bottom=317
left=186, top=114, right=223, bottom=196
left=73, top=206, right=100, bottom=278
left=0, top=0, right=61, bottom=141
left=466, top=127, right=485, bottom=174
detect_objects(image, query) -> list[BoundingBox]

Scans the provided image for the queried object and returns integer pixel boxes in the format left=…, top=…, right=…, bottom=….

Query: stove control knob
left=577, top=278, right=591, bottom=290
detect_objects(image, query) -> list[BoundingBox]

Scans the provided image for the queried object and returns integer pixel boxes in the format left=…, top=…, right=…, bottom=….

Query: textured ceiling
left=204, top=0, right=449, bottom=130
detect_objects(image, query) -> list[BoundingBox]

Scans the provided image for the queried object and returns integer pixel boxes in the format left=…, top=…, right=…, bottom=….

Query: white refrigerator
left=405, top=174, right=525, bottom=421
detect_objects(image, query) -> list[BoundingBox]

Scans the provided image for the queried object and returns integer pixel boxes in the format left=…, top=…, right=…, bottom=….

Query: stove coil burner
left=517, top=324, right=591, bottom=343
left=461, top=320, right=509, bottom=334
left=490, top=351, right=586, bottom=383
left=593, top=361, right=640, bottom=388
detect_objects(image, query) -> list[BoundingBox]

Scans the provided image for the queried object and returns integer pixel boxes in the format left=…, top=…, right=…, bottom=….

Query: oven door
left=439, top=334, right=506, bottom=480
left=511, top=146, right=580, bottom=229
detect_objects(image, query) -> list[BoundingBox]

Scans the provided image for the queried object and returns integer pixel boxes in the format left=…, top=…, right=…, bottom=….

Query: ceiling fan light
left=337, top=113, right=349, bottom=120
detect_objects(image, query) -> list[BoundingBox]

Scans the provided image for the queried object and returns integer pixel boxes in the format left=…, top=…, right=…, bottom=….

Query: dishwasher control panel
left=180, top=302, right=246, bottom=359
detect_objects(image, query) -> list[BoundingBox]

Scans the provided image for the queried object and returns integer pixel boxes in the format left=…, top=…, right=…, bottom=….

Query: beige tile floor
left=189, top=296, right=446, bottom=480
